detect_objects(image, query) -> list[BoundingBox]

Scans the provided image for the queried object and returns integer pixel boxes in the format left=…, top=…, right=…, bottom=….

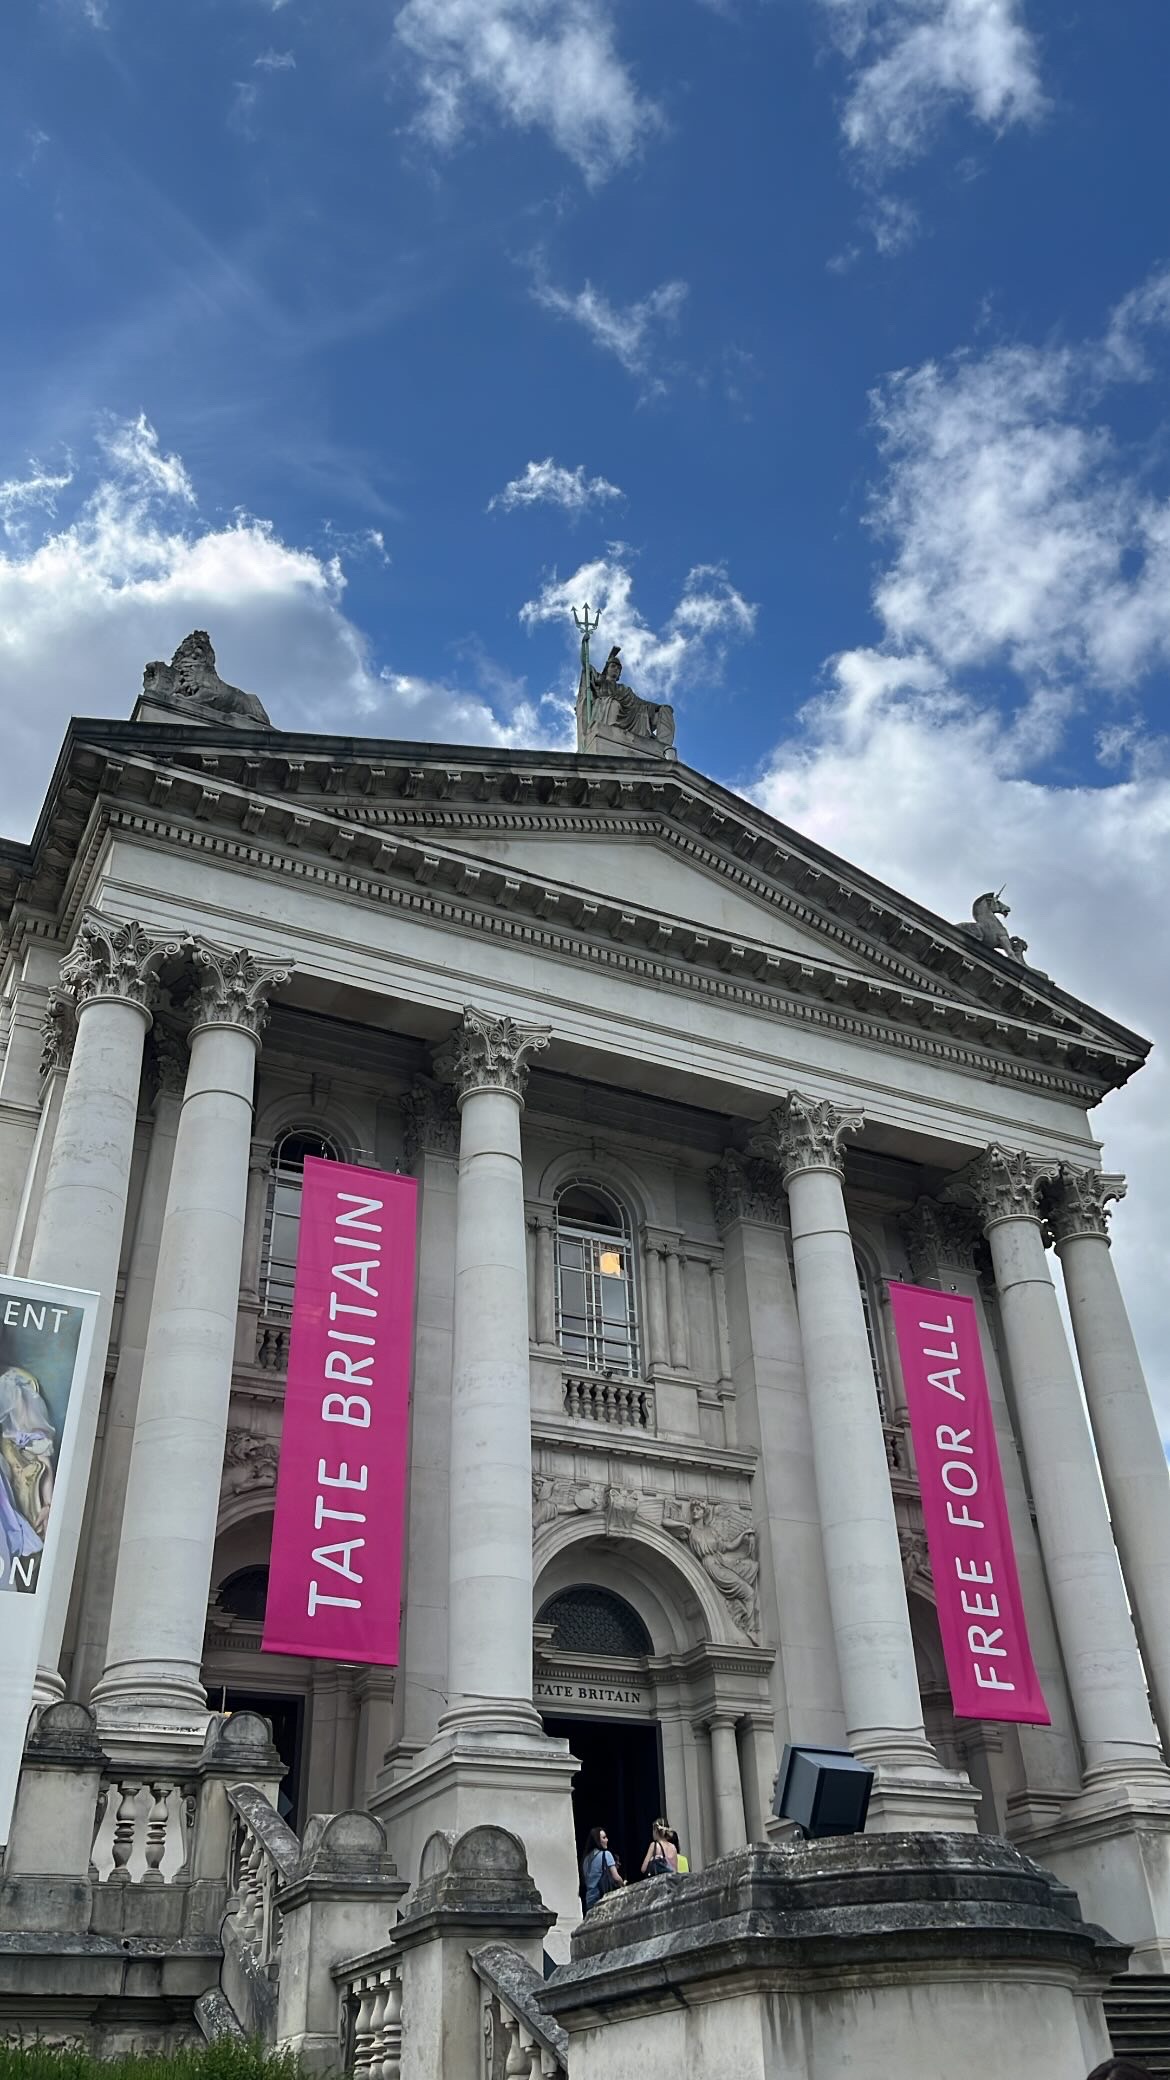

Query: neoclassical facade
left=2, top=632, right=1170, bottom=1998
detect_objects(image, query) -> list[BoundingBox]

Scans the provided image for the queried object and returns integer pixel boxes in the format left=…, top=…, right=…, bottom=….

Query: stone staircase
left=1105, top=1976, right=1170, bottom=2074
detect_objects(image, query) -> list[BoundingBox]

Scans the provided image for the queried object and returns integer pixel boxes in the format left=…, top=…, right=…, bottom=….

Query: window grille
left=856, top=1250, right=889, bottom=1417
left=537, top=1586, right=652, bottom=1658
left=260, top=1128, right=342, bottom=1316
left=554, top=1180, right=640, bottom=1379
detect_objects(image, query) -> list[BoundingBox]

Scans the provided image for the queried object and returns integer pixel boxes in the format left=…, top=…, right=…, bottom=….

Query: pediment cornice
left=0, top=721, right=1146, bottom=1101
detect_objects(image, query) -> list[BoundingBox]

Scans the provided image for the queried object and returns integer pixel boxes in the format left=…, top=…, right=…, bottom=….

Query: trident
left=572, top=602, right=601, bottom=729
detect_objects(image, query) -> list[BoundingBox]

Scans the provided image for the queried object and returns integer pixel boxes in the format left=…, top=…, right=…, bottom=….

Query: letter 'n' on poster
left=887, top=1282, right=1048, bottom=1726
left=0, top=1275, right=99, bottom=1846
left=262, top=1159, right=418, bottom=1666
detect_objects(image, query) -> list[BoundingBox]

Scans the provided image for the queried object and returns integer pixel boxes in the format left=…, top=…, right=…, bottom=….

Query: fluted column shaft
left=760, top=1094, right=976, bottom=1831
left=966, top=1148, right=1164, bottom=1780
left=1046, top=1165, right=1170, bottom=1755
left=25, top=916, right=177, bottom=1700
left=93, top=942, right=289, bottom=1740
left=438, top=1008, right=549, bottom=1734
left=642, top=1238, right=670, bottom=1370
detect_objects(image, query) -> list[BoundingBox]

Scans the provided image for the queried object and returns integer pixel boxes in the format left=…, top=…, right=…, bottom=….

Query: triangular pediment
left=0, top=719, right=1148, bottom=1104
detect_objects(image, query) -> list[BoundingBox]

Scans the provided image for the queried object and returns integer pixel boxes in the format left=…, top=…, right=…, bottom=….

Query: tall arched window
left=261, top=1127, right=343, bottom=1315
left=855, top=1249, right=890, bottom=1417
left=555, top=1180, right=640, bottom=1378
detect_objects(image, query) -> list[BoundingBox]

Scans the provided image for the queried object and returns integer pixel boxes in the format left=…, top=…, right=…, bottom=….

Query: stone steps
left=1105, top=1976, right=1170, bottom=2074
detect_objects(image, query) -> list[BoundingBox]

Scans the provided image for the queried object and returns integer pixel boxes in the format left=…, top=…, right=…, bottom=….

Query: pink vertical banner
left=263, top=1158, right=418, bottom=1666
left=887, top=1282, right=1049, bottom=1725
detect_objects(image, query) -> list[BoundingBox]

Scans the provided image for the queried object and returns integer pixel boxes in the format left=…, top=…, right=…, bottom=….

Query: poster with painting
left=0, top=1290, right=88, bottom=1596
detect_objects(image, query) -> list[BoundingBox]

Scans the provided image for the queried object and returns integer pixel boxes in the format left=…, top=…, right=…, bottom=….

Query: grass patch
left=0, top=2046, right=308, bottom=2080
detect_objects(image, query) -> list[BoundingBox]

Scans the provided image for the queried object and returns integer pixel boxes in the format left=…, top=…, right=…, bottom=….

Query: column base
left=30, top=1667, right=67, bottom=1712
left=854, top=1730, right=981, bottom=1834
left=369, top=1710, right=581, bottom=1965
left=1012, top=1757, right=1170, bottom=1970
left=90, top=1662, right=211, bottom=1757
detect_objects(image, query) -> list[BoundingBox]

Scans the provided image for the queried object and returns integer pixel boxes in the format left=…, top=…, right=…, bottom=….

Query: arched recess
left=533, top=1514, right=740, bottom=1651
left=536, top=1147, right=656, bottom=1231
left=253, top=1092, right=365, bottom=1162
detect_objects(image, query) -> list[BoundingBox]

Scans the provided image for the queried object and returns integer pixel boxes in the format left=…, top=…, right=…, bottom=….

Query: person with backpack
left=581, top=1826, right=624, bottom=1911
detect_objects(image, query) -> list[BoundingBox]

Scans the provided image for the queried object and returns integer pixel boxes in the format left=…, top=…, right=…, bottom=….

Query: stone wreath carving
left=664, top=1497, right=760, bottom=1641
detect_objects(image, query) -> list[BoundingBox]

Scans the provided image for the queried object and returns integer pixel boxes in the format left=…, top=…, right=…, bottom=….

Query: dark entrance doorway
left=220, top=1689, right=306, bottom=1829
left=544, top=1715, right=663, bottom=1895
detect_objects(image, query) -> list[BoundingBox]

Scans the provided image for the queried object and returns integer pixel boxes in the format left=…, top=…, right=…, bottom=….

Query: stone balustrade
left=472, top=1943, right=567, bottom=2079
left=336, top=1948, right=403, bottom=2080
left=91, top=1775, right=194, bottom=1885
left=224, top=1782, right=301, bottom=1982
left=563, top=1372, right=655, bottom=1431
left=255, top=1313, right=290, bottom=1370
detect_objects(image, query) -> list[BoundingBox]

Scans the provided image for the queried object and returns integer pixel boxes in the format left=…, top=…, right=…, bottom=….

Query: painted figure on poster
left=0, top=1368, right=56, bottom=1593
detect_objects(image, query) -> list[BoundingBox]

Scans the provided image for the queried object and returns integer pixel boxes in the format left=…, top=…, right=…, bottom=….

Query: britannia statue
left=572, top=605, right=676, bottom=751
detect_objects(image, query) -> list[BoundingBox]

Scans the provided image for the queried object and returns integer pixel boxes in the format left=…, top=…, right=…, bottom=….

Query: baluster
left=142, top=1782, right=171, bottom=1884
left=503, top=2016, right=529, bottom=2078
left=381, top=1972, right=402, bottom=2080
left=109, top=1780, right=142, bottom=1883
left=368, top=1982, right=389, bottom=2080
left=353, top=1981, right=378, bottom=2080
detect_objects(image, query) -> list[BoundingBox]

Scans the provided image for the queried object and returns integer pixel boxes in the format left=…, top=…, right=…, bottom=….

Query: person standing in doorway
left=581, top=1827, right=624, bottom=1911
left=640, top=1819, right=680, bottom=1878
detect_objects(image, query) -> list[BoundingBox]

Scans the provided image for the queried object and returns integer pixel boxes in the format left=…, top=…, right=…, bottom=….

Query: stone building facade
left=1, top=633, right=1170, bottom=2045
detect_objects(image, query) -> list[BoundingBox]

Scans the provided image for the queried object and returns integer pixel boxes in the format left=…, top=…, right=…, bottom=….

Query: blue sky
left=3, top=0, right=1170, bottom=1419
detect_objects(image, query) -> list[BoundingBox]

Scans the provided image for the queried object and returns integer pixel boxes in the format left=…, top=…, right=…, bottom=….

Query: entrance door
left=544, top=1715, right=663, bottom=1892
left=221, top=1689, right=306, bottom=1829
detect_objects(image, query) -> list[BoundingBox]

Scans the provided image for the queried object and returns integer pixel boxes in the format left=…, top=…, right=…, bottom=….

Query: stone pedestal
left=1, top=1704, right=108, bottom=1937
left=275, top=1813, right=406, bottom=2072
left=397, top=1827, right=555, bottom=2080
left=540, top=1834, right=1126, bottom=2080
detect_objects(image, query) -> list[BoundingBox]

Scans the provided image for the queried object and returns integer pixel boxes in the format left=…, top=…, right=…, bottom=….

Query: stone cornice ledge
left=532, top=1420, right=756, bottom=1477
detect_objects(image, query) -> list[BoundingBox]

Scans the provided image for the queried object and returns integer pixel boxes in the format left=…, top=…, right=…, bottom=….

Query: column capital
left=946, top=1144, right=1056, bottom=1231
left=708, top=1149, right=788, bottom=1231
left=1043, top=1163, right=1126, bottom=1246
left=59, top=913, right=181, bottom=1021
left=435, top=1004, right=550, bottom=1106
left=400, top=1075, right=460, bottom=1166
left=752, top=1091, right=864, bottom=1183
left=191, top=939, right=292, bottom=1039
left=902, top=1197, right=986, bottom=1283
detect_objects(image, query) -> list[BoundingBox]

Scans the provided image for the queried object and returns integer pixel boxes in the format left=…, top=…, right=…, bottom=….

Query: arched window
left=216, top=1566, right=270, bottom=1623
left=555, top=1180, right=640, bottom=1379
left=537, top=1586, right=652, bottom=1658
left=855, top=1249, right=890, bottom=1417
left=261, top=1127, right=343, bottom=1315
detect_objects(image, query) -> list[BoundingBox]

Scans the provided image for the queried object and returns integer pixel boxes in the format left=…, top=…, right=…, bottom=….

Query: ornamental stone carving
left=58, top=913, right=181, bottom=1017
left=663, top=1497, right=760, bottom=1641
left=902, top=1197, right=986, bottom=1283
left=707, top=1149, right=787, bottom=1230
left=400, top=1076, right=460, bottom=1165
left=606, top=1486, right=642, bottom=1537
left=899, top=1527, right=930, bottom=1592
left=752, top=1090, right=864, bottom=1182
left=222, top=1428, right=279, bottom=1489
left=437, top=1005, right=550, bottom=1104
left=149, top=1020, right=188, bottom=1100
left=946, top=1145, right=1056, bottom=1230
left=191, top=940, right=292, bottom=1037
left=532, top=1474, right=603, bottom=1531
left=1042, top=1164, right=1126, bottom=1245
left=39, top=993, right=75, bottom=1079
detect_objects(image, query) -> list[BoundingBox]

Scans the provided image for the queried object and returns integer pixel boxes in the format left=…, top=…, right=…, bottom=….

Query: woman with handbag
left=640, top=1819, right=680, bottom=1879
left=581, top=1827, right=625, bottom=1911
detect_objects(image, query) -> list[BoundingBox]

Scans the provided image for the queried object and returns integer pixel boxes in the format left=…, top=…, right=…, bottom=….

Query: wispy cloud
left=254, top=47, right=296, bottom=70
left=818, top=0, right=1046, bottom=168
left=488, top=458, right=623, bottom=515
left=393, top=0, right=663, bottom=186
left=521, top=551, right=756, bottom=701
left=530, top=272, right=688, bottom=390
left=0, top=462, right=74, bottom=543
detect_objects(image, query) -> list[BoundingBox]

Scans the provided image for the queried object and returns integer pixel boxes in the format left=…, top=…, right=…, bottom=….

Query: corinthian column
left=958, top=1147, right=1167, bottom=1788
left=93, top=941, right=290, bottom=1743
left=757, top=1093, right=977, bottom=1832
left=26, top=914, right=179, bottom=1702
left=1045, top=1163, right=1170, bottom=1753
left=436, top=1007, right=550, bottom=1734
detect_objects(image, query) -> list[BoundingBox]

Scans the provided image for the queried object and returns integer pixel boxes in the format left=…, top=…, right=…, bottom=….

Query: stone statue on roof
left=141, top=632, right=271, bottom=727
left=572, top=604, right=677, bottom=761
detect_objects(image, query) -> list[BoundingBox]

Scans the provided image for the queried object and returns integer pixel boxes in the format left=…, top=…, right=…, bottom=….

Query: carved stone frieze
left=222, top=1428, right=280, bottom=1489
left=58, top=913, right=180, bottom=1017
left=532, top=1474, right=604, bottom=1531
left=946, top=1144, right=1056, bottom=1230
left=436, top=1004, right=550, bottom=1104
left=606, top=1486, right=642, bottom=1537
left=400, top=1075, right=460, bottom=1165
left=707, top=1149, right=787, bottom=1230
left=752, top=1090, right=864, bottom=1183
left=191, top=939, right=292, bottom=1037
left=1043, top=1164, right=1126, bottom=1246
left=149, top=1020, right=188, bottom=1099
left=902, top=1198, right=986, bottom=1283
left=899, top=1527, right=930, bottom=1593
left=663, top=1496, right=760, bottom=1641
left=39, top=993, right=76, bottom=1079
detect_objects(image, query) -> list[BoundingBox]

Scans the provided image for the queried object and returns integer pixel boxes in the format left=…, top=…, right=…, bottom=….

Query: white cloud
left=521, top=551, right=757, bottom=701
left=530, top=274, right=688, bottom=387
left=0, top=463, right=73, bottom=543
left=254, top=47, right=296, bottom=70
left=392, top=0, right=662, bottom=186
left=818, top=0, right=1046, bottom=168
left=0, top=416, right=556, bottom=839
left=488, top=458, right=623, bottom=515
left=750, top=268, right=1170, bottom=1434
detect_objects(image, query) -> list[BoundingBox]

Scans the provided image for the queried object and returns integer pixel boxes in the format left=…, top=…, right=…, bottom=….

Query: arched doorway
left=536, top=1586, right=661, bottom=1885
